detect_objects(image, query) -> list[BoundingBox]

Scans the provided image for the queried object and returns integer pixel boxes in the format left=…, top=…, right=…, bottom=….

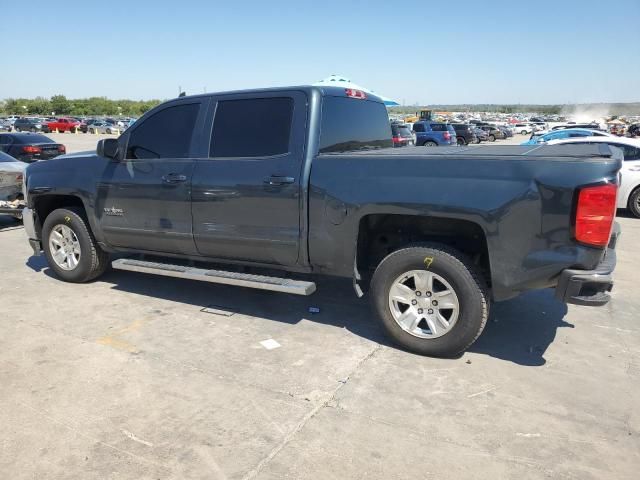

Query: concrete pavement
left=0, top=212, right=638, bottom=479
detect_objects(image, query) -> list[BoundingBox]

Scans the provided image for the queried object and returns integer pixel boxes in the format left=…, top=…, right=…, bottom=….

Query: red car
left=46, top=117, right=80, bottom=133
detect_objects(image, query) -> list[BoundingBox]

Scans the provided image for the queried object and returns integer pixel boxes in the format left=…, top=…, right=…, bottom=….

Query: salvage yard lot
left=1, top=155, right=639, bottom=480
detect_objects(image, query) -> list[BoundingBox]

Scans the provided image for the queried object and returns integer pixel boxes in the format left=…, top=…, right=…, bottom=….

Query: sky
left=2, top=0, right=639, bottom=105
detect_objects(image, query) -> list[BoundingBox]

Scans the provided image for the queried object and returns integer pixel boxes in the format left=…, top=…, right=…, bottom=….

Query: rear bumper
left=554, top=223, right=619, bottom=306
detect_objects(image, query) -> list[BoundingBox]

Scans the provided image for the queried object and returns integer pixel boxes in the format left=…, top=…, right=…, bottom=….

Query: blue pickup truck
left=412, top=121, right=457, bottom=146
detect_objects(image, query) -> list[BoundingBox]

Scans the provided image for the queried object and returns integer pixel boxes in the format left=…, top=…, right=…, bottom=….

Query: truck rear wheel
left=42, top=207, right=109, bottom=283
left=370, top=244, right=489, bottom=357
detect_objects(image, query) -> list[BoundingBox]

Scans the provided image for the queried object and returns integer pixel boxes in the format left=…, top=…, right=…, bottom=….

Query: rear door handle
left=162, top=173, right=187, bottom=184
left=264, top=176, right=295, bottom=186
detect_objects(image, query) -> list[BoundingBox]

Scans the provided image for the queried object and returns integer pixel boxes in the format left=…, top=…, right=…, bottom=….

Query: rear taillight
left=575, top=183, right=617, bottom=248
left=392, top=136, right=401, bottom=143
left=58, top=145, right=66, bottom=153
left=443, top=132, right=451, bottom=140
left=16, top=174, right=23, bottom=182
left=22, top=146, right=41, bottom=154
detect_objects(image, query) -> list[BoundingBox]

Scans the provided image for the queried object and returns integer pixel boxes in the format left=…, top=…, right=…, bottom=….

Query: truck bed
left=347, top=144, right=618, bottom=161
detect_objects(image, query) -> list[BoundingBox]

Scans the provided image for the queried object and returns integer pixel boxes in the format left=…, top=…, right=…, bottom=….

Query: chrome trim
left=22, top=207, right=37, bottom=239
left=111, top=258, right=317, bottom=296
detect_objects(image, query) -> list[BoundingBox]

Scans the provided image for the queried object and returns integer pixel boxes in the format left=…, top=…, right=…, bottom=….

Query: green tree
left=50, top=95, right=70, bottom=115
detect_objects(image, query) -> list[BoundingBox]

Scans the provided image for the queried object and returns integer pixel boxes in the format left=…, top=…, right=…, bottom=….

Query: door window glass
left=126, top=103, right=199, bottom=159
left=210, top=97, right=293, bottom=158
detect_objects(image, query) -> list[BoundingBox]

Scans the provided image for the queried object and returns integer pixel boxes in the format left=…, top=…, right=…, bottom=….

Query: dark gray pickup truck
left=22, top=86, right=621, bottom=356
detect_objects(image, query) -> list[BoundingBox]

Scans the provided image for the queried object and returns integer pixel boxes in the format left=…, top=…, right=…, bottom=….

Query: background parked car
left=0, top=151, right=26, bottom=202
left=0, top=119, right=12, bottom=132
left=521, top=128, right=612, bottom=145
left=13, top=118, right=50, bottom=133
left=391, top=123, right=415, bottom=147
left=0, top=133, right=66, bottom=162
left=512, top=123, right=534, bottom=134
left=472, top=127, right=488, bottom=143
left=497, top=125, right=513, bottom=138
left=549, top=136, right=640, bottom=218
left=88, top=121, right=120, bottom=135
left=412, top=121, right=457, bottom=146
left=551, top=123, right=602, bottom=131
left=451, top=124, right=478, bottom=145
left=45, top=117, right=80, bottom=133
left=625, top=123, right=639, bottom=138
left=479, top=125, right=505, bottom=141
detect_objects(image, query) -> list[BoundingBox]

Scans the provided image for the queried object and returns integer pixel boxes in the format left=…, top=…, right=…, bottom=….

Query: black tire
left=424, top=141, right=437, bottom=147
left=106, top=128, right=112, bottom=135
left=489, top=134, right=496, bottom=142
left=30, top=127, right=36, bottom=133
left=628, top=188, right=640, bottom=218
left=15, top=127, right=21, bottom=132
left=475, top=138, right=481, bottom=144
left=456, top=137, right=466, bottom=146
left=42, top=207, right=109, bottom=282
left=370, top=244, right=489, bottom=357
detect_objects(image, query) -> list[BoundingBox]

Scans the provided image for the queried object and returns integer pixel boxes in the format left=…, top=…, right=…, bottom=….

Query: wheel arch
left=32, top=194, right=87, bottom=238
left=355, top=213, right=491, bottom=294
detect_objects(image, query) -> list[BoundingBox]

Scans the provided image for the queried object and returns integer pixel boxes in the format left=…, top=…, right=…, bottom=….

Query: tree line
left=0, top=95, right=162, bottom=117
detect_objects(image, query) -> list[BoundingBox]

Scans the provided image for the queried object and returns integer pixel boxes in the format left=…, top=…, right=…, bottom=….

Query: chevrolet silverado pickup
left=21, top=86, right=621, bottom=357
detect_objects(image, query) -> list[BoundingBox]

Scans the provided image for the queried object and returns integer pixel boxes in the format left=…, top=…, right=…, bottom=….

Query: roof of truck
left=174, top=85, right=385, bottom=104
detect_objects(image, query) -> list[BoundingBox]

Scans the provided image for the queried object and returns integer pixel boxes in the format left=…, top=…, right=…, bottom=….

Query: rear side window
left=430, top=124, right=447, bottom=131
left=319, top=97, right=392, bottom=153
left=126, top=103, right=199, bottom=159
left=210, top=97, right=293, bottom=158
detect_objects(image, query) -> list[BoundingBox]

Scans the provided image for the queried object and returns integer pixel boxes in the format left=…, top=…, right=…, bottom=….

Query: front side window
left=126, top=103, right=199, bottom=159
left=210, top=97, right=293, bottom=158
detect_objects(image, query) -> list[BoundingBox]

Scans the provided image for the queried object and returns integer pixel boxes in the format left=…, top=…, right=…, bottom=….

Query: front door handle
left=264, top=176, right=295, bottom=186
left=162, top=173, right=187, bottom=184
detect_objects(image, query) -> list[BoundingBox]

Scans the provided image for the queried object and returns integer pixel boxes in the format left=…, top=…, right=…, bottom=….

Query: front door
left=97, top=100, right=205, bottom=255
left=191, top=92, right=307, bottom=266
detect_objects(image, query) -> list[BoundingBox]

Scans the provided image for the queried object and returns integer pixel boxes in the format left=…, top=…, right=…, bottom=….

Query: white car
left=548, top=136, right=640, bottom=218
left=513, top=123, right=535, bottom=134
left=0, top=151, right=26, bottom=219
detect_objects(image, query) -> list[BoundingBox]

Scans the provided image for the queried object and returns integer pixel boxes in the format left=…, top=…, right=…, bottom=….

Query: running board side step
left=111, top=259, right=316, bottom=296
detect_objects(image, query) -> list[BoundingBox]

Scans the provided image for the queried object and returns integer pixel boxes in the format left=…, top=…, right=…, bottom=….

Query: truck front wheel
left=370, top=244, right=489, bottom=357
left=42, top=207, right=109, bottom=282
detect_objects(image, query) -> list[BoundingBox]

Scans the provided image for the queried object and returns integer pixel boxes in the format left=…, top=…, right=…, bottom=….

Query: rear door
left=191, top=91, right=307, bottom=266
left=96, top=99, right=206, bottom=255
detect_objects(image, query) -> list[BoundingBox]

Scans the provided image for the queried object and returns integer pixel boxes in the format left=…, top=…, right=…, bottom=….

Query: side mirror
left=97, top=138, right=119, bottom=159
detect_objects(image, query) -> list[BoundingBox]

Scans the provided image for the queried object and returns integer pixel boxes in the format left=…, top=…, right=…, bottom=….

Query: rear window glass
left=398, top=127, right=412, bottom=137
left=13, top=134, right=52, bottom=144
left=210, top=97, right=293, bottom=158
left=319, top=97, right=392, bottom=153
